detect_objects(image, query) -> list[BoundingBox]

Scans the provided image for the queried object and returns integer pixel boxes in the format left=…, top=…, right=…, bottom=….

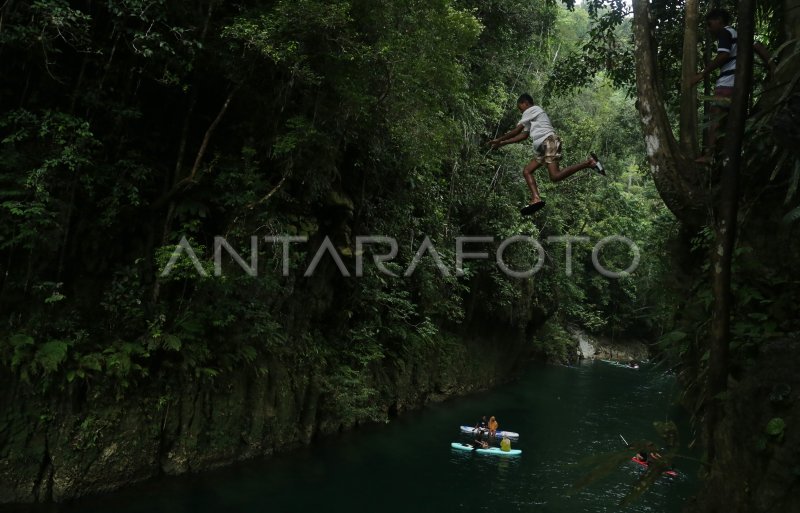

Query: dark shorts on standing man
left=535, top=134, right=562, bottom=164
left=712, top=86, right=734, bottom=109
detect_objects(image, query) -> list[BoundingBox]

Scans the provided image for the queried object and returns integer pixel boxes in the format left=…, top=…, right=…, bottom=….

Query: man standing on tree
left=691, top=8, right=774, bottom=163
left=488, top=94, right=605, bottom=216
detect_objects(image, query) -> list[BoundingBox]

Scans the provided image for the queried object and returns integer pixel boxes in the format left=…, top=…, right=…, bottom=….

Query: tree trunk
left=757, top=0, right=800, bottom=113
left=631, top=0, right=705, bottom=228
left=785, top=0, right=800, bottom=40
left=679, top=0, right=700, bottom=156
left=706, top=0, right=755, bottom=463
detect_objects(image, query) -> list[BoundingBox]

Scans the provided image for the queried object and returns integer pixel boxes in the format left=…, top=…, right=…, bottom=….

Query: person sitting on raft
left=474, top=416, right=488, bottom=432
left=637, top=443, right=663, bottom=463
left=473, top=439, right=490, bottom=450
left=488, top=416, right=499, bottom=438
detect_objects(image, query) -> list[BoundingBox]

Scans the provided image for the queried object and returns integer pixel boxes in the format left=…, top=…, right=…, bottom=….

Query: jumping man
left=488, top=94, right=605, bottom=215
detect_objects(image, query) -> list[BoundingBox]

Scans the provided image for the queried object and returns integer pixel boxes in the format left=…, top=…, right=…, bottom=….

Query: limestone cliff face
left=0, top=323, right=537, bottom=504
left=0, top=207, right=554, bottom=505
left=568, top=326, right=650, bottom=363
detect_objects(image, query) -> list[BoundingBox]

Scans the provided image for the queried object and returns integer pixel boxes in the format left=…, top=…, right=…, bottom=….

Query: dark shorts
left=712, top=86, right=734, bottom=109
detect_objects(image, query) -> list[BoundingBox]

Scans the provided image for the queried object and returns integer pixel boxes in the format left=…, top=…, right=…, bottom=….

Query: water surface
left=54, top=360, right=699, bottom=512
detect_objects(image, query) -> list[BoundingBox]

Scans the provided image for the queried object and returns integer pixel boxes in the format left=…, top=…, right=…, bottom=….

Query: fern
left=34, top=340, right=69, bottom=373
left=8, top=334, right=34, bottom=369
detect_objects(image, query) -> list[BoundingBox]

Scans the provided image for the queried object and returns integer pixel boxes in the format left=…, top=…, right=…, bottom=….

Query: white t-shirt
left=519, top=106, right=555, bottom=149
left=716, top=26, right=737, bottom=88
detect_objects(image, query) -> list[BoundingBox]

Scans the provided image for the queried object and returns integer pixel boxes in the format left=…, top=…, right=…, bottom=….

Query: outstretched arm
left=490, top=124, right=523, bottom=143
left=489, top=125, right=528, bottom=148
left=499, top=131, right=529, bottom=146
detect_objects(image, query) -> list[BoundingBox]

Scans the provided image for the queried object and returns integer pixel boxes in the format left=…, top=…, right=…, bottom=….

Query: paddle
left=620, top=434, right=642, bottom=461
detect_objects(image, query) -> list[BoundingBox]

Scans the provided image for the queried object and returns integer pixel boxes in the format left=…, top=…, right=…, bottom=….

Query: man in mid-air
left=489, top=93, right=605, bottom=216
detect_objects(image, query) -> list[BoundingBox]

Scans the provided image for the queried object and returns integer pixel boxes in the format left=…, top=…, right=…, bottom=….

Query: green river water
left=36, top=360, right=700, bottom=513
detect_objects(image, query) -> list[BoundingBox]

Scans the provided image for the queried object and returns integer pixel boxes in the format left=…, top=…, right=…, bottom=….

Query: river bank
left=29, top=361, right=698, bottom=513
left=1, top=300, right=665, bottom=508
left=0, top=321, right=544, bottom=505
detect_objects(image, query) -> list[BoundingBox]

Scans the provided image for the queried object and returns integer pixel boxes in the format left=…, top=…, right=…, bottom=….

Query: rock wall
left=591, top=340, right=650, bottom=363
left=569, top=326, right=597, bottom=360
left=0, top=327, right=536, bottom=504
left=568, top=326, right=650, bottom=362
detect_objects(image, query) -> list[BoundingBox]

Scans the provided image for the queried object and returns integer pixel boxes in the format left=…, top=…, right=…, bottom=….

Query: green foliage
left=0, top=0, right=673, bottom=436
left=0, top=109, right=100, bottom=257
left=765, top=417, right=786, bottom=437
left=532, top=321, right=574, bottom=364
left=548, top=2, right=636, bottom=95
left=35, top=340, right=70, bottom=373
left=319, top=340, right=386, bottom=424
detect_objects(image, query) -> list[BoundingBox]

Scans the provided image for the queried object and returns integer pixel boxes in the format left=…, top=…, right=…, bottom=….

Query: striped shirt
left=716, top=26, right=738, bottom=88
